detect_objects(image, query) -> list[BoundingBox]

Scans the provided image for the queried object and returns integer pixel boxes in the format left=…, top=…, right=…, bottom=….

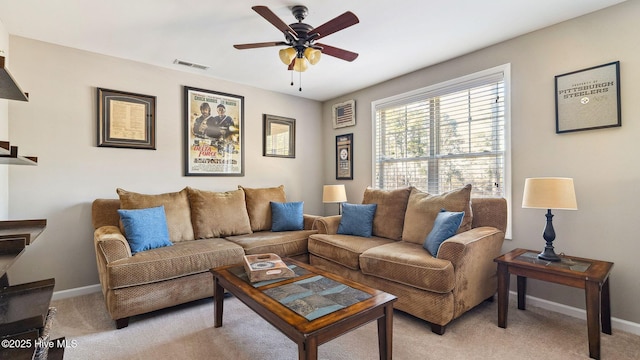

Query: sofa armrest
left=303, top=214, right=322, bottom=230
left=436, top=226, right=505, bottom=317
left=313, top=215, right=342, bottom=234
left=437, top=226, right=505, bottom=268
left=94, top=225, right=132, bottom=263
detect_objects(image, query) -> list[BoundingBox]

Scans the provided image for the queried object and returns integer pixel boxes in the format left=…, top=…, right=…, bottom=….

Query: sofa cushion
left=360, top=241, right=456, bottom=293
left=117, top=188, right=194, bottom=242
left=308, top=233, right=395, bottom=270
left=226, top=230, right=317, bottom=257
left=270, top=201, right=304, bottom=231
left=106, top=238, right=244, bottom=289
left=337, top=203, right=377, bottom=237
left=187, top=187, right=252, bottom=239
left=402, top=185, right=472, bottom=245
left=362, top=187, right=412, bottom=241
left=239, top=185, right=286, bottom=231
left=424, top=210, right=465, bottom=256
left=117, top=206, right=173, bottom=254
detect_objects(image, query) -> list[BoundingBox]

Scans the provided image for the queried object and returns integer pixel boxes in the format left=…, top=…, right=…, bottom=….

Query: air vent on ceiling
left=173, top=59, right=210, bottom=70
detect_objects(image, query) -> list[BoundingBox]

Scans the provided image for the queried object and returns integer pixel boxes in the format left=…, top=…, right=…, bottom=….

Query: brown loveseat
left=308, top=185, right=507, bottom=334
left=91, top=185, right=318, bottom=329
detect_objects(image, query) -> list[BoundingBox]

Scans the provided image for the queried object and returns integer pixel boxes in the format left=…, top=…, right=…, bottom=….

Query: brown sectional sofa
left=91, top=185, right=318, bottom=329
left=308, top=186, right=507, bottom=335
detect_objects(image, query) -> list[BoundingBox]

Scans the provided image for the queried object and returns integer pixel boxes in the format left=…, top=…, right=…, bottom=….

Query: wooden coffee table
left=211, top=258, right=397, bottom=360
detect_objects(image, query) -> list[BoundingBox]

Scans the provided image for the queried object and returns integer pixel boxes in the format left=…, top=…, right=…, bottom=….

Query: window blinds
left=374, top=69, right=506, bottom=198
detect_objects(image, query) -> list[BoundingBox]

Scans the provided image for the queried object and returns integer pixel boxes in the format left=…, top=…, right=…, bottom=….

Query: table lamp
left=322, top=185, right=347, bottom=215
left=522, top=177, right=577, bottom=261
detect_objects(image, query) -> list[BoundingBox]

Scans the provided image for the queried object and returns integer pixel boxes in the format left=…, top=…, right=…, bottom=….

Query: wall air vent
left=173, top=59, right=210, bottom=70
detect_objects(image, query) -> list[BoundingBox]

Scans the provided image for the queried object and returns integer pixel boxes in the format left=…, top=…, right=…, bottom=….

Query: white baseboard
left=52, top=284, right=101, bottom=301
left=509, top=291, right=640, bottom=336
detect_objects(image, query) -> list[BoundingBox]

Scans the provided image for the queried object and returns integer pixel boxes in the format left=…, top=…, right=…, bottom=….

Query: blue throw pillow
left=424, top=209, right=465, bottom=256
left=117, top=205, right=173, bottom=254
left=337, top=203, right=377, bottom=237
left=271, top=201, right=304, bottom=231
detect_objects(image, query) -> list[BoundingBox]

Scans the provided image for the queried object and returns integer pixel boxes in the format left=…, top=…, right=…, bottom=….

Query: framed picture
left=97, top=88, right=156, bottom=149
left=263, top=114, right=295, bottom=158
left=555, top=61, right=621, bottom=133
left=336, top=133, right=353, bottom=180
left=332, top=99, right=356, bottom=129
left=183, top=86, right=244, bottom=176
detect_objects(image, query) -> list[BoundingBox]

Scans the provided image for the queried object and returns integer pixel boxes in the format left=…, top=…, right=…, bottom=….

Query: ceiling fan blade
left=252, top=6, right=298, bottom=37
left=316, top=43, right=359, bottom=62
left=309, top=11, right=359, bottom=40
left=234, top=41, right=288, bottom=49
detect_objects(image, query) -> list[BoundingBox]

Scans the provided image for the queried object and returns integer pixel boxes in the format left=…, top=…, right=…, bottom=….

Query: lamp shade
left=293, top=57, right=308, bottom=72
left=522, top=177, right=577, bottom=210
left=279, top=47, right=296, bottom=65
left=303, top=47, right=321, bottom=65
left=323, top=185, right=347, bottom=203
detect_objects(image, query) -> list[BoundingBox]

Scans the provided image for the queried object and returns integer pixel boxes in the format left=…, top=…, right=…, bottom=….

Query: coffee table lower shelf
left=211, top=258, right=397, bottom=360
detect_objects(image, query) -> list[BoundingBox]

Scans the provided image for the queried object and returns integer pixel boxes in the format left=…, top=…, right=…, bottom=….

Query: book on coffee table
left=243, top=253, right=295, bottom=283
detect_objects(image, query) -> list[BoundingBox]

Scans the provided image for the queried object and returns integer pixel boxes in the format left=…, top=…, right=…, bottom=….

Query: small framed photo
left=336, top=133, right=353, bottom=180
left=184, top=86, right=244, bottom=176
left=555, top=61, right=621, bottom=134
left=263, top=114, right=295, bottom=158
left=97, top=88, right=156, bottom=149
left=332, top=99, right=356, bottom=129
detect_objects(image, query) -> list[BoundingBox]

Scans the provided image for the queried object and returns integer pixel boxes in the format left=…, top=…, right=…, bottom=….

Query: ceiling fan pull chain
left=290, top=70, right=294, bottom=87
left=299, top=72, right=302, bottom=92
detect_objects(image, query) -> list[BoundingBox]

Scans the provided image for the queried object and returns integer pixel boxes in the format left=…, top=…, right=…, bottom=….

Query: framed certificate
left=97, top=88, right=156, bottom=149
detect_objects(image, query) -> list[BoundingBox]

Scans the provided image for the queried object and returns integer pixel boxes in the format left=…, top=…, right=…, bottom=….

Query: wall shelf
left=0, top=56, right=28, bottom=102
left=1, top=55, right=37, bottom=165
left=0, top=141, right=37, bottom=166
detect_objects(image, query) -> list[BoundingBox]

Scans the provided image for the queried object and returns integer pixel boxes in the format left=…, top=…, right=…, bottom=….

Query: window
left=373, top=64, right=511, bottom=234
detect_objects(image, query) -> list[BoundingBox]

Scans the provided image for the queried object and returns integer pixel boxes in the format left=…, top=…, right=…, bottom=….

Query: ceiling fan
left=234, top=5, right=359, bottom=74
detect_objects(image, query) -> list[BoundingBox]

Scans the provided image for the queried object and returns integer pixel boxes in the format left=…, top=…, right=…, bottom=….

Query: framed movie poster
left=555, top=61, right=621, bottom=134
left=184, top=86, right=244, bottom=176
left=336, top=133, right=353, bottom=180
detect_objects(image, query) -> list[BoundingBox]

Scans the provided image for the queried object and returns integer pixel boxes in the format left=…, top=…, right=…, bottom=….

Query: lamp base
left=537, top=209, right=561, bottom=262
left=537, top=246, right=561, bottom=262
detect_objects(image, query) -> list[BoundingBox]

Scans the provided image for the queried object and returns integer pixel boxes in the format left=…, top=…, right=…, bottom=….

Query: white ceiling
left=0, top=0, right=627, bottom=101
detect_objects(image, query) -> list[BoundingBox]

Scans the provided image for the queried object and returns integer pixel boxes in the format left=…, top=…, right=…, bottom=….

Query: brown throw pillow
left=187, top=187, right=252, bottom=239
left=238, top=185, right=286, bottom=231
left=362, top=187, right=412, bottom=241
left=116, top=188, right=194, bottom=243
left=401, top=185, right=473, bottom=245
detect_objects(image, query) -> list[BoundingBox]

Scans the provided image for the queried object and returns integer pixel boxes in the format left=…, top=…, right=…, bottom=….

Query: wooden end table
left=211, top=258, right=397, bottom=360
left=494, top=248, right=613, bottom=360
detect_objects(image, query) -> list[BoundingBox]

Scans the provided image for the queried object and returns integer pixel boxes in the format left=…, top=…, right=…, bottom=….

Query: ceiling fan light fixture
left=293, top=57, right=308, bottom=72
left=278, top=47, right=296, bottom=65
left=304, top=47, right=321, bottom=65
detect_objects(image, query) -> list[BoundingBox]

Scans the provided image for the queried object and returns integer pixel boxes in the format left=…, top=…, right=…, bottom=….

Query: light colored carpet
left=50, top=292, right=639, bottom=359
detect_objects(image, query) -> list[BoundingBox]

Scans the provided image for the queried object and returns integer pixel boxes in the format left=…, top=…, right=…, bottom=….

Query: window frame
left=371, top=64, right=512, bottom=238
